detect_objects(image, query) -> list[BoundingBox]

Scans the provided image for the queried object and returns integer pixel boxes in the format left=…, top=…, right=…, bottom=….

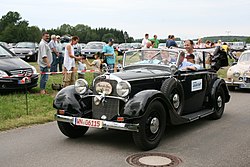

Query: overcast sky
left=1, top=0, right=250, bottom=40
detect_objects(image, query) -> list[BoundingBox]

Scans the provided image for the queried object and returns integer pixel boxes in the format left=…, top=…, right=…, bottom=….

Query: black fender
left=123, top=90, right=188, bottom=125
left=53, top=85, right=93, bottom=116
left=211, top=78, right=230, bottom=104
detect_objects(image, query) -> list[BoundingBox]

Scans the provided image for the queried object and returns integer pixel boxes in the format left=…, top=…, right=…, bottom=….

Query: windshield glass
left=239, top=52, right=250, bottom=62
left=124, top=49, right=178, bottom=67
left=0, top=45, right=13, bottom=58
left=16, top=42, right=36, bottom=48
left=85, top=43, right=104, bottom=49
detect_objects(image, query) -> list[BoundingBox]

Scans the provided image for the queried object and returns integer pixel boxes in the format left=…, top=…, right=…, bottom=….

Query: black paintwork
left=54, top=47, right=231, bottom=125
left=0, top=47, right=38, bottom=90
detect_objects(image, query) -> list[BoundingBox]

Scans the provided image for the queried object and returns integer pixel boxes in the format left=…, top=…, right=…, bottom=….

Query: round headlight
left=233, top=71, right=240, bottom=78
left=75, top=79, right=88, bottom=94
left=0, top=70, right=8, bottom=78
left=116, top=81, right=131, bottom=97
left=31, top=66, right=37, bottom=74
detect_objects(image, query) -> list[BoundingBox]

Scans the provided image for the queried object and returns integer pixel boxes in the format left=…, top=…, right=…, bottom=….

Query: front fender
left=211, top=78, right=230, bottom=103
left=53, top=85, right=92, bottom=116
left=124, top=90, right=169, bottom=117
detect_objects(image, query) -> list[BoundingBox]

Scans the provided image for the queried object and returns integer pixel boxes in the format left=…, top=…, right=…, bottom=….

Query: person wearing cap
left=49, top=34, right=60, bottom=72
left=56, top=35, right=64, bottom=72
left=102, top=38, right=116, bottom=73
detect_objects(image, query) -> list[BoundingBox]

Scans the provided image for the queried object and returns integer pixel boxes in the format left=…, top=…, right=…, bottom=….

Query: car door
left=177, top=70, right=208, bottom=114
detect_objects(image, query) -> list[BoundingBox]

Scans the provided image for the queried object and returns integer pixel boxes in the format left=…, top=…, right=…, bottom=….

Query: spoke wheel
left=210, top=87, right=225, bottom=120
left=133, top=100, right=166, bottom=150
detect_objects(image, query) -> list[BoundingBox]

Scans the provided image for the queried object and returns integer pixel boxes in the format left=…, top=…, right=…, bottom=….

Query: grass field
left=0, top=62, right=94, bottom=131
left=0, top=57, right=228, bottom=131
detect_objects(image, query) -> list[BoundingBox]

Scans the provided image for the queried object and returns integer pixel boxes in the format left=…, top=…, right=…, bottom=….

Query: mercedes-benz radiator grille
left=92, top=98, right=119, bottom=120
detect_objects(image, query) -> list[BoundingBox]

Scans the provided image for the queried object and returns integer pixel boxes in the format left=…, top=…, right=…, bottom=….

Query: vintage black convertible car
left=54, top=48, right=230, bottom=150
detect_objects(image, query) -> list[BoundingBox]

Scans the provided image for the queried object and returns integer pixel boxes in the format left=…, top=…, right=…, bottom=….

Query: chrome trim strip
left=55, top=114, right=139, bottom=132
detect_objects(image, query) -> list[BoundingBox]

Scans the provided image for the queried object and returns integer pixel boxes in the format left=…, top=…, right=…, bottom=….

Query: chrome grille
left=92, top=98, right=119, bottom=120
left=9, top=68, right=33, bottom=76
left=93, top=78, right=118, bottom=96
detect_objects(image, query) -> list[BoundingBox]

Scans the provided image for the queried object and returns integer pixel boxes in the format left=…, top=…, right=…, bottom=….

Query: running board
left=181, top=109, right=214, bottom=122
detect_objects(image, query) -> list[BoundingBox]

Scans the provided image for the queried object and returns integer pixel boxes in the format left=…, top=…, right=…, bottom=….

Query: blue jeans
left=58, top=53, right=64, bottom=72
left=50, top=52, right=58, bottom=72
left=107, top=64, right=114, bottom=73
left=40, top=66, right=49, bottom=90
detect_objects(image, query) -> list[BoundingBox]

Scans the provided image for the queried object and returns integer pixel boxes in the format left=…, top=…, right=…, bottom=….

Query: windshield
left=16, top=42, right=36, bottom=48
left=85, top=43, right=104, bottom=49
left=0, top=45, right=13, bottom=58
left=124, top=49, right=178, bottom=67
left=239, top=52, right=250, bottom=62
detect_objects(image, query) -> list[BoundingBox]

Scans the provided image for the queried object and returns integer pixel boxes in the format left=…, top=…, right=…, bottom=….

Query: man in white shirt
left=141, top=33, right=149, bottom=48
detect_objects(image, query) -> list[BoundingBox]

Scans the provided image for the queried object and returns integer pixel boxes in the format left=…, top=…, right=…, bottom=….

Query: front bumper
left=0, top=74, right=39, bottom=90
left=55, top=114, right=139, bottom=132
left=226, top=80, right=250, bottom=89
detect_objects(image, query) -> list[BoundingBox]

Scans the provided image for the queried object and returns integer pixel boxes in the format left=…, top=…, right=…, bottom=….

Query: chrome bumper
left=55, top=114, right=139, bottom=132
left=226, top=80, right=250, bottom=88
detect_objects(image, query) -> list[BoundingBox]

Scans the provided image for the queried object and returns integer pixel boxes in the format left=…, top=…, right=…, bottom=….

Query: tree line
left=0, top=11, right=134, bottom=44
left=1, top=11, right=250, bottom=44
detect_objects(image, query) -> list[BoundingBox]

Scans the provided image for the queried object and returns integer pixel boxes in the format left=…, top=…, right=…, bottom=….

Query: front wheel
left=132, top=100, right=166, bottom=150
left=57, top=121, right=89, bottom=138
left=210, top=87, right=225, bottom=120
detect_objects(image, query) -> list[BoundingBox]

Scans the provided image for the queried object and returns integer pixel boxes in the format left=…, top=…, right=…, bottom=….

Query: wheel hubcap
left=150, top=117, right=160, bottom=134
left=173, top=94, right=180, bottom=109
left=217, top=96, right=222, bottom=108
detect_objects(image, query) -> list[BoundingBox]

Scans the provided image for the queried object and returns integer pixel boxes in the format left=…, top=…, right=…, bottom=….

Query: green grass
left=0, top=62, right=94, bottom=131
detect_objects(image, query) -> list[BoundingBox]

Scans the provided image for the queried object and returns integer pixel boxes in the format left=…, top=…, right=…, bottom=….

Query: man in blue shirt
left=102, top=38, right=116, bottom=73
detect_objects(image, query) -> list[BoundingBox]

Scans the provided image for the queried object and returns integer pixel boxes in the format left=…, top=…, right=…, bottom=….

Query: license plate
left=19, top=55, right=25, bottom=58
left=74, top=118, right=103, bottom=128
left=18, top=78, right=31, bottom=84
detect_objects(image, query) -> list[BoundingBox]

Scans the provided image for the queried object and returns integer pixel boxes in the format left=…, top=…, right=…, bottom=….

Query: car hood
left=112, top=67, right=171, bottom=81
left=12, top=48, right=35, bottom=53
left=229, top=63, right=250, bottom=72
left=0, top=57, right=32, bottom=71
left=82, top=49, right=102, bottom=52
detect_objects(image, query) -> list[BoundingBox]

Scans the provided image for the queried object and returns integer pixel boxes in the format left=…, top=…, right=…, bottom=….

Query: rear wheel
left=210, top=87, right=225, bottom=119
left=160, top=78, right=184, bottom=115
left=132, top=100, right=166, bottom=150
left=57, top=121, right=89, bottom=138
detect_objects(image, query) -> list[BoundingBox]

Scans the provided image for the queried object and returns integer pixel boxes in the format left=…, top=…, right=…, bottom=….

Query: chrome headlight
left=75, top=79, right=88, bottom=94
left=28, top=50, right=34, bottom=55
left=116, top=81, right=131, bottom=97
left=233, top=71, right=240, bottom=78
left=31, top=66, right=37, bottom=74
left=0, top=70, right=8, bottom=78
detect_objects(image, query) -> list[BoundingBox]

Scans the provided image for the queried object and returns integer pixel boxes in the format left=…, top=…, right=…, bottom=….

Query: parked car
left=245, top=43, right=250, bottom=50
left=158, top=43, right=167, bottom=49
left=131, top=43, right=142, bottom=49
left=226, top=50, right=250, bottom=90
left=81, top=41, right=106, bottom=58
left=228, top=42, right=245, bottom=52
left=54, top=48, right=230, bottom=150
left=0, top=44, right=38, bottom=91
left=0, top=41, right=10, bottom=49
left=10, top=42, right=39, bottom=62
left=118, top=43, right=132, bottom=53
